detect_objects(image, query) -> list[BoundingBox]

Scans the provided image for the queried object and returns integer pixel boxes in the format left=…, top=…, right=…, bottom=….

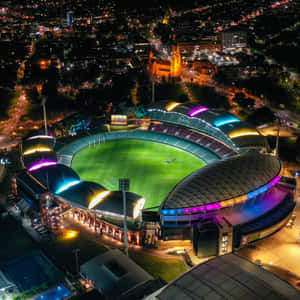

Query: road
left=61, top=213, right=191, bottom=264
left=238, top=179, right=300, bottom=289
left=0, top=42, right=40, bottom=149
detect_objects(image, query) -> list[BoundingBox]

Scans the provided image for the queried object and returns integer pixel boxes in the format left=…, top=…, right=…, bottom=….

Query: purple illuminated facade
left=28, top=161, right=57, bottom=172
left=161, top=174, right=282, bottom=216
left=189, top=106, right=210, bottom=117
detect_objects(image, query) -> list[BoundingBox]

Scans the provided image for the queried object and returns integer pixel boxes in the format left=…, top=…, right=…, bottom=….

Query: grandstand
left=148, top=123, right=235, bottom=158
left=148, top=100, right=268, bottom=152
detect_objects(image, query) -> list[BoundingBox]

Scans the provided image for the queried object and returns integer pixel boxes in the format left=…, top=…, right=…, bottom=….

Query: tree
left=247, top=107, right=275, bottom=126
left=296, top=137, right=300, bottom=162
left=233, top=92, right=245, bottom=104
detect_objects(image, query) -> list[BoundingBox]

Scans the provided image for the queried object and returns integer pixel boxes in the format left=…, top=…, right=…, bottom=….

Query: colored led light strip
left=56, top=180, right=81, bottom=194
left=28, top=161, right=57, bottom=172
left=247, top=175, right=281, bottom=199
left=166, top=102, right=182, bottom=112
left=162, top=202, right=221, bottom=215
left=27, top=135, right=54, bottom=140
left=189, top=106, right=209, bottom=117
left=23, top=146, right=52, bottom=156
left=213, top=116, right=240, bottom=127
left=88, top=191, right=111, bottom=209
left=229, top=129, right=259, bottom=139
left=162, top=175, right=281, bottom=215
left=267, top=175, right=281, bottom=187
left=133, top=198, right=146, bottom=219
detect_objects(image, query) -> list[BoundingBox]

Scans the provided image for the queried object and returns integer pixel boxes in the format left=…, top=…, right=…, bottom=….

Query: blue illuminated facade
left=213, top=116, right=241, bottom=127
left=56, top=180, right=81, bottom=194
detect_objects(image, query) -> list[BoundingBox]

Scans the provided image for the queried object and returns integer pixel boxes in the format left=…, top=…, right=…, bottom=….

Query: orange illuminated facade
left=39, top=59, right=51, bottom=70
left=192, top=61, right=217, bottom=77
left=170, top=45, right=182, bottom=78
left=149, top=45, right=182, bottom=80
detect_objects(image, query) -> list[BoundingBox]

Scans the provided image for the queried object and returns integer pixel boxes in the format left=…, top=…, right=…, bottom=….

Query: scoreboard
left=111, top=115, right=127, bottom=126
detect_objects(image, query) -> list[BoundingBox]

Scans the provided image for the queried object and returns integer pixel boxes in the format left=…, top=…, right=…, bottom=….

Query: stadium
left=14, top=101, right=296, bottom=258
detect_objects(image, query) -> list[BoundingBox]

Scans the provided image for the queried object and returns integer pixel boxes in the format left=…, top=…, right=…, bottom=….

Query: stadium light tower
left=72, top=248, right=80, bottom=274
left=151, top=75, right=156, bottom=104
left=119, top=178, right=130, bottom=257
left=275, top=118, right=281, bottom=158
left=41, top=97, right=48, bottom=136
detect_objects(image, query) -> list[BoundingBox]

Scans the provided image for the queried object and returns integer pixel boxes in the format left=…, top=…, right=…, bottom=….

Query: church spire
left=171, top=45, right=181, bottom=78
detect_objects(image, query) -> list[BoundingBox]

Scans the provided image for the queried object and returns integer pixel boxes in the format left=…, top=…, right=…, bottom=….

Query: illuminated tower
left=171, top=45, right=181, bottom=78
left=148, top=49, right=154, bottom=76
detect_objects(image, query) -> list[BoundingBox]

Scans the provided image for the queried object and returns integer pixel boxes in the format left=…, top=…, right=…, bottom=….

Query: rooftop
left=80, top=249, right=153, bottom=299
left=162, top=153, right=281, bottom=209
left=155, top=254, right=300, bottom=300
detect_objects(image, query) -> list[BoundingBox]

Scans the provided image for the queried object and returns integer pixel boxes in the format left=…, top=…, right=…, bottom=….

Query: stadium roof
left=155, top=254, right=300, bottom=300
left=228, top=134, right=267, bottom=149
left=221, top=186, right=291, bottom=226
left=16, top=170, right=48, bottom=197
left=57, top=181, right=106, bottom=210
left=23, top=135, right=55, bottom=151
left=23, top=151, right=57, bottom=170
left=92, top=191, right=143, bottom=218
left=30, top=164, right=80, bottom=193
left=162, top=153, right=281, bottom=209
left=57, top=182, right=144, bottom=218
left=148, top=101, right=267, bottom=151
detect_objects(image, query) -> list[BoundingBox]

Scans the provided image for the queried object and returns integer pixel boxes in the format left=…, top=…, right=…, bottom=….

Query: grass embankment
left=130, top=250, right=188, bottom=283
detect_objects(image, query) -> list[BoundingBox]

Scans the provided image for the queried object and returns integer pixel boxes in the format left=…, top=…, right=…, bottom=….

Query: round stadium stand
left=148, top=100, right=268, bottom=152
left=148, top=123, right=235, bottom=158
left=14, top=101, right=296, bottom=257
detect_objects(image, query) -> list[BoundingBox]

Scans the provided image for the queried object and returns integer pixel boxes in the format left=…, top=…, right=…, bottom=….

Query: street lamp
left=275, top=118, right=281, bottom=158
left=119, top=178, right=130, bottom=256
left=72, top=248, right=80, bottom=274
left=41, top=97, right=48, bottom=136
left=151, top=75, right=156, bottom=104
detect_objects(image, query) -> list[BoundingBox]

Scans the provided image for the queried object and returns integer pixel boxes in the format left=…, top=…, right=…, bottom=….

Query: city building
left=80, top=249, right=161, bottom=300
left=220, top=30, right=247, bottom=50
left=149, top=46, right=182, bottom=80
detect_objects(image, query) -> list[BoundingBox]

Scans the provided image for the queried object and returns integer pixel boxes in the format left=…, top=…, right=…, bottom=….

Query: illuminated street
left=238, top=179, right=300, bottom=287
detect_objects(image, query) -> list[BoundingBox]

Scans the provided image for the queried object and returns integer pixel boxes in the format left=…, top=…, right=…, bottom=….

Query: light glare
left=89, top=191, right=111, bottom=209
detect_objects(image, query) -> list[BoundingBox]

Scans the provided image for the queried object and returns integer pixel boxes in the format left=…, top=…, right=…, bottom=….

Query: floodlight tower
left=41, top=97, right=48, bottom=136
left=275, top=118, right=281, bottom=158
left=119, top=178, right=130, bottom=256
left=151, top=76, right=156, bottom=104
left=72, top=248, right=80, bottom=274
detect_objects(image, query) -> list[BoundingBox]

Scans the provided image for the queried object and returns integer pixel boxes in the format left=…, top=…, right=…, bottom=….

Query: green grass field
left=72, top=139, right=205, bottom=210
left=129, top=250, right=188, bottom=282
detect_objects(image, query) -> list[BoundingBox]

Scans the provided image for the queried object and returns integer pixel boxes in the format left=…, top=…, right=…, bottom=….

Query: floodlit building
left=14, top=101, right=296, bottom=258
left=220, top=30, right=247, bottom=50
left=80, top=249, right=160, bottom=300
left=149, top=46, right=182, bottom=80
